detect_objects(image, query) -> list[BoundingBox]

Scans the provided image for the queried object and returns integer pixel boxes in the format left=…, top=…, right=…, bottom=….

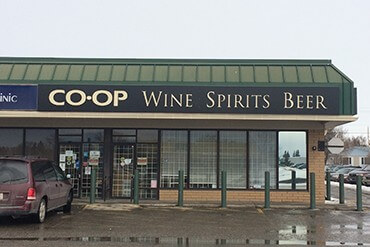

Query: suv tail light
left=27, top=188, right=36, bottom=200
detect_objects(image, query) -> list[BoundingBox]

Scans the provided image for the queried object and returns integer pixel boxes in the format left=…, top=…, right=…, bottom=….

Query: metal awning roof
left=0, top=57, right=357, bottom=117
left=0, top=57, right=352, bottom=85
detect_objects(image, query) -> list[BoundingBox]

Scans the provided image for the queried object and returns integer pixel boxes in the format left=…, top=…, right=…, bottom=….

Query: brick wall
left=160, top=129, right=326, bottom=204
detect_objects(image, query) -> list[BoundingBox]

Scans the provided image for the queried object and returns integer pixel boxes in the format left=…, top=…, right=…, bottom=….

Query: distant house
left=341, top=146, right=370, bottom=166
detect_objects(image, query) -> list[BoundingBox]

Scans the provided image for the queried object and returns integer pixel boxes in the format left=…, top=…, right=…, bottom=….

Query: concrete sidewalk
left=76, top=198, right=369, bottom=212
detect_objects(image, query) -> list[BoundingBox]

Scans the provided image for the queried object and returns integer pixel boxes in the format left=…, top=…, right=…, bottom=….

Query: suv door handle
left=55, top=184, right=58, bottom=187
left=59, top=183, right=63, bottom=187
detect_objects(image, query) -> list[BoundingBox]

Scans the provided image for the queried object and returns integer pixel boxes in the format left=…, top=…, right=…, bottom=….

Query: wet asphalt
left=329, top=182, right=370, bottom=204
left=0, top=184, right=369, bottom=246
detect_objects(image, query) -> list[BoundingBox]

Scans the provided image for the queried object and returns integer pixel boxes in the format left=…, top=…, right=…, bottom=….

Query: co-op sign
left=37, top=84, right=340, bottom=115
left=48, top=89, right=128, bottom=107
left=0, top=84, right=340, bottom=114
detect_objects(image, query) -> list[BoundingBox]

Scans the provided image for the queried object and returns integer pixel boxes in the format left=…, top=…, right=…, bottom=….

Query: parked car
left=347, top=165, right=370, bottom=184
left=363, top=173, right=370, bottom=186
left=0, top=157, right=73, bottom=223
left=330, top=167, right=359, bottom=182
left=295, top=163, right=306, bottom=169
left=329, top=165, right=358, bottom=174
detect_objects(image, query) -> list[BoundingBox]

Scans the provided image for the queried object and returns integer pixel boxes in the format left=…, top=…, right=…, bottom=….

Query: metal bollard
left=310, top=173, right=316, bottom=209
left=264, top=171, right=270, bottom=208
left=221, top=171, right=227, bottom=208
left=356, top=175, right=362, bottom=211
left=89, top=167, right=96, bottom=204
left=178, top=170, right=184, bottom=207
left=326, top=171, right=331, bottom=200
left=133, top=169, right=139, bottom=205
left=292, top=170, right=296, bottom=190
left=339, top=174, right=345, bottom=204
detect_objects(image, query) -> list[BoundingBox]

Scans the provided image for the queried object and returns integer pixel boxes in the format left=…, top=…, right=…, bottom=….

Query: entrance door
left=112, top=144, right=135, bottom=198
left=59, top=143, right=81, bottom=198
left=112, top=143, right=159, bottom=199
left=137, top=143, right=158, bottom=199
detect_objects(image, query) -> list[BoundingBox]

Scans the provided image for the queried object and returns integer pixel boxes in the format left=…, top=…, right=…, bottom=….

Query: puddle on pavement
left=330, top=224, right=370, bottom=234
left=1, top=224, right=369, bottom=245
left=0, top=236, right=369, bottom=246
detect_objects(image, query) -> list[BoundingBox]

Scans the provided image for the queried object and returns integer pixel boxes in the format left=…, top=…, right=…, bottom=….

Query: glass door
left=59, top=143, right=81, bottom=198
left=112, top=144, right=135, bottom=198
left=137, top=144, right=158, bottom=199
left=81, top=143, right=104, bottom=198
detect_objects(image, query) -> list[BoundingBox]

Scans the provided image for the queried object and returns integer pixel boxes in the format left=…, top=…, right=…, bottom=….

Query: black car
left=347, top=165, right=370, bottom=184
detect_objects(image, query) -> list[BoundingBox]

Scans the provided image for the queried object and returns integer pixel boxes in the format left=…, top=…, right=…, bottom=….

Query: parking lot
left=1, top=184, right=370, bottom=247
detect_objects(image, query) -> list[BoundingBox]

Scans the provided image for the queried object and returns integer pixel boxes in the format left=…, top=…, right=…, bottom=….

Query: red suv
left=0, top=157, right=73, bottom=223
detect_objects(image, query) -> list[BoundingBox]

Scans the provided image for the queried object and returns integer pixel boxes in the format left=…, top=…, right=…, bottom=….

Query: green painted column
left=133, top=169, right=139, bottom=205
left=178, top=170, right=184, bottom=207
left=292, top=170, right=296, bottom=190
left=356, top=175, right=362, bottom=211
left=326, top=171, right=331, bottom=200
left=310, top=173, right=316, bottom=209
left=264, top=171, right=270, bottom=209
left=221, top=171, right=227, bottom=208
left=339, top=174, right=345, bottom=204
left=89, top=167, right=96, bottom=204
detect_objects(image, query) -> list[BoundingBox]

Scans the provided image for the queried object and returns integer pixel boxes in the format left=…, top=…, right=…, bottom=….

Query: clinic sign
left=0, top=85, right=37, bottom=110
left=38, top=85, right=340, bottom=115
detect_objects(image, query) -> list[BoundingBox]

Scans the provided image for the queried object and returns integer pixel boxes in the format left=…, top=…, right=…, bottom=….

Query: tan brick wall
left=308, top=128, right=326, bottom=204
left=160, top=129, right=326, bottom=204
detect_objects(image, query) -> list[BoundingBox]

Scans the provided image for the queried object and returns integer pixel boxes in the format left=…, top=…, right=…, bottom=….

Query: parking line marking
left=257, top=208, right=264, bottom=214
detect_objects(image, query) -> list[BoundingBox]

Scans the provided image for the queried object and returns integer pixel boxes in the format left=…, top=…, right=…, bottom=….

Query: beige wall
left=160, top=129, right=326, bottom=204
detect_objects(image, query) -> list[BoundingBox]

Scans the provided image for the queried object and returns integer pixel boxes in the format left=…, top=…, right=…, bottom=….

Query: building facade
left=0, top=57, right=357, bottom=204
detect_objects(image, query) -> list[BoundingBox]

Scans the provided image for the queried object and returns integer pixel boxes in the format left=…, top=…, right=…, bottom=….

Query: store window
left=219, top=131, right=247, bottom=188
left=83, top=129, right=104, bottom=142
left=113, top=129, right=136, bottom=143
left=0, top=129, right=23, bottom=156
left=190, top=131, right=217, bottom=189
left=25, top=129, right=56, bottom=160
left=278, top=131, right=307, bottom=190
left=248, top=131, right=276, bottom=189
left=160, top=130, right=188, bottom=188
left=137, top=130, right=158, bottom=143
left=59, top=129, right=82, bottom=142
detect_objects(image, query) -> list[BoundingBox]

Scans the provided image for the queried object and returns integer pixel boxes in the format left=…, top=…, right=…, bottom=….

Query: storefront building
left=0, top=57, right=357, bottom=204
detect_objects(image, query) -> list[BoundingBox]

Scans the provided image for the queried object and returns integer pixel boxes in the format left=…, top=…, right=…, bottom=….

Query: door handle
left=59, top=184, right=63, bottom=187
left=55, top=184, right=58, bottom=187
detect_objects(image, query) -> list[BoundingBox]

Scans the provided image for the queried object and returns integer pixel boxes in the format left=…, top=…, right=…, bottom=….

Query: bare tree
left=344, top=136, right=368, bottom=147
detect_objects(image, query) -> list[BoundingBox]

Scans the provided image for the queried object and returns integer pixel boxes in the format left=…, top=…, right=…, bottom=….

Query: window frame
left=159, top=129, right=309, bottom=192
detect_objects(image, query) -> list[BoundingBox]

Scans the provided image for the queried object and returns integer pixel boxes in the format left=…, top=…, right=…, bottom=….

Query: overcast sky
left=1, top=0, right=369, bottom=138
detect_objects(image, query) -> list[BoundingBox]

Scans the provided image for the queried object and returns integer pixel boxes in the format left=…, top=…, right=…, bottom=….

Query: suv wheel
left=34, top=198, right=47, bottom=223
left=63, top=191, right=73, bottom=213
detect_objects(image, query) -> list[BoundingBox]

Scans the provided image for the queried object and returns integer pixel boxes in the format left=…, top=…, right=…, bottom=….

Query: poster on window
left=85, top=167, right=91, bottom=175
left=137, top=157, right=148, bottom=166
left=59, top=154, right=66, bottom=162
left=59, top=162, right=66, bottom=171
left=151, top=180, right=157, bottom=188
left=89, top=151, right=100, bottom=159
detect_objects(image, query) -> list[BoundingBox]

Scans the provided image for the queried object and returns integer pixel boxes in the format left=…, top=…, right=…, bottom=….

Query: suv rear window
left=0, top=160, right=29, bottom=184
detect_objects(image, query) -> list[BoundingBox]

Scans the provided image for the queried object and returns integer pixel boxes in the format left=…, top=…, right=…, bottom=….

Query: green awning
left=0, top=57, right=357, bottom=115
left=0, top=57, right=351, bottom=84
